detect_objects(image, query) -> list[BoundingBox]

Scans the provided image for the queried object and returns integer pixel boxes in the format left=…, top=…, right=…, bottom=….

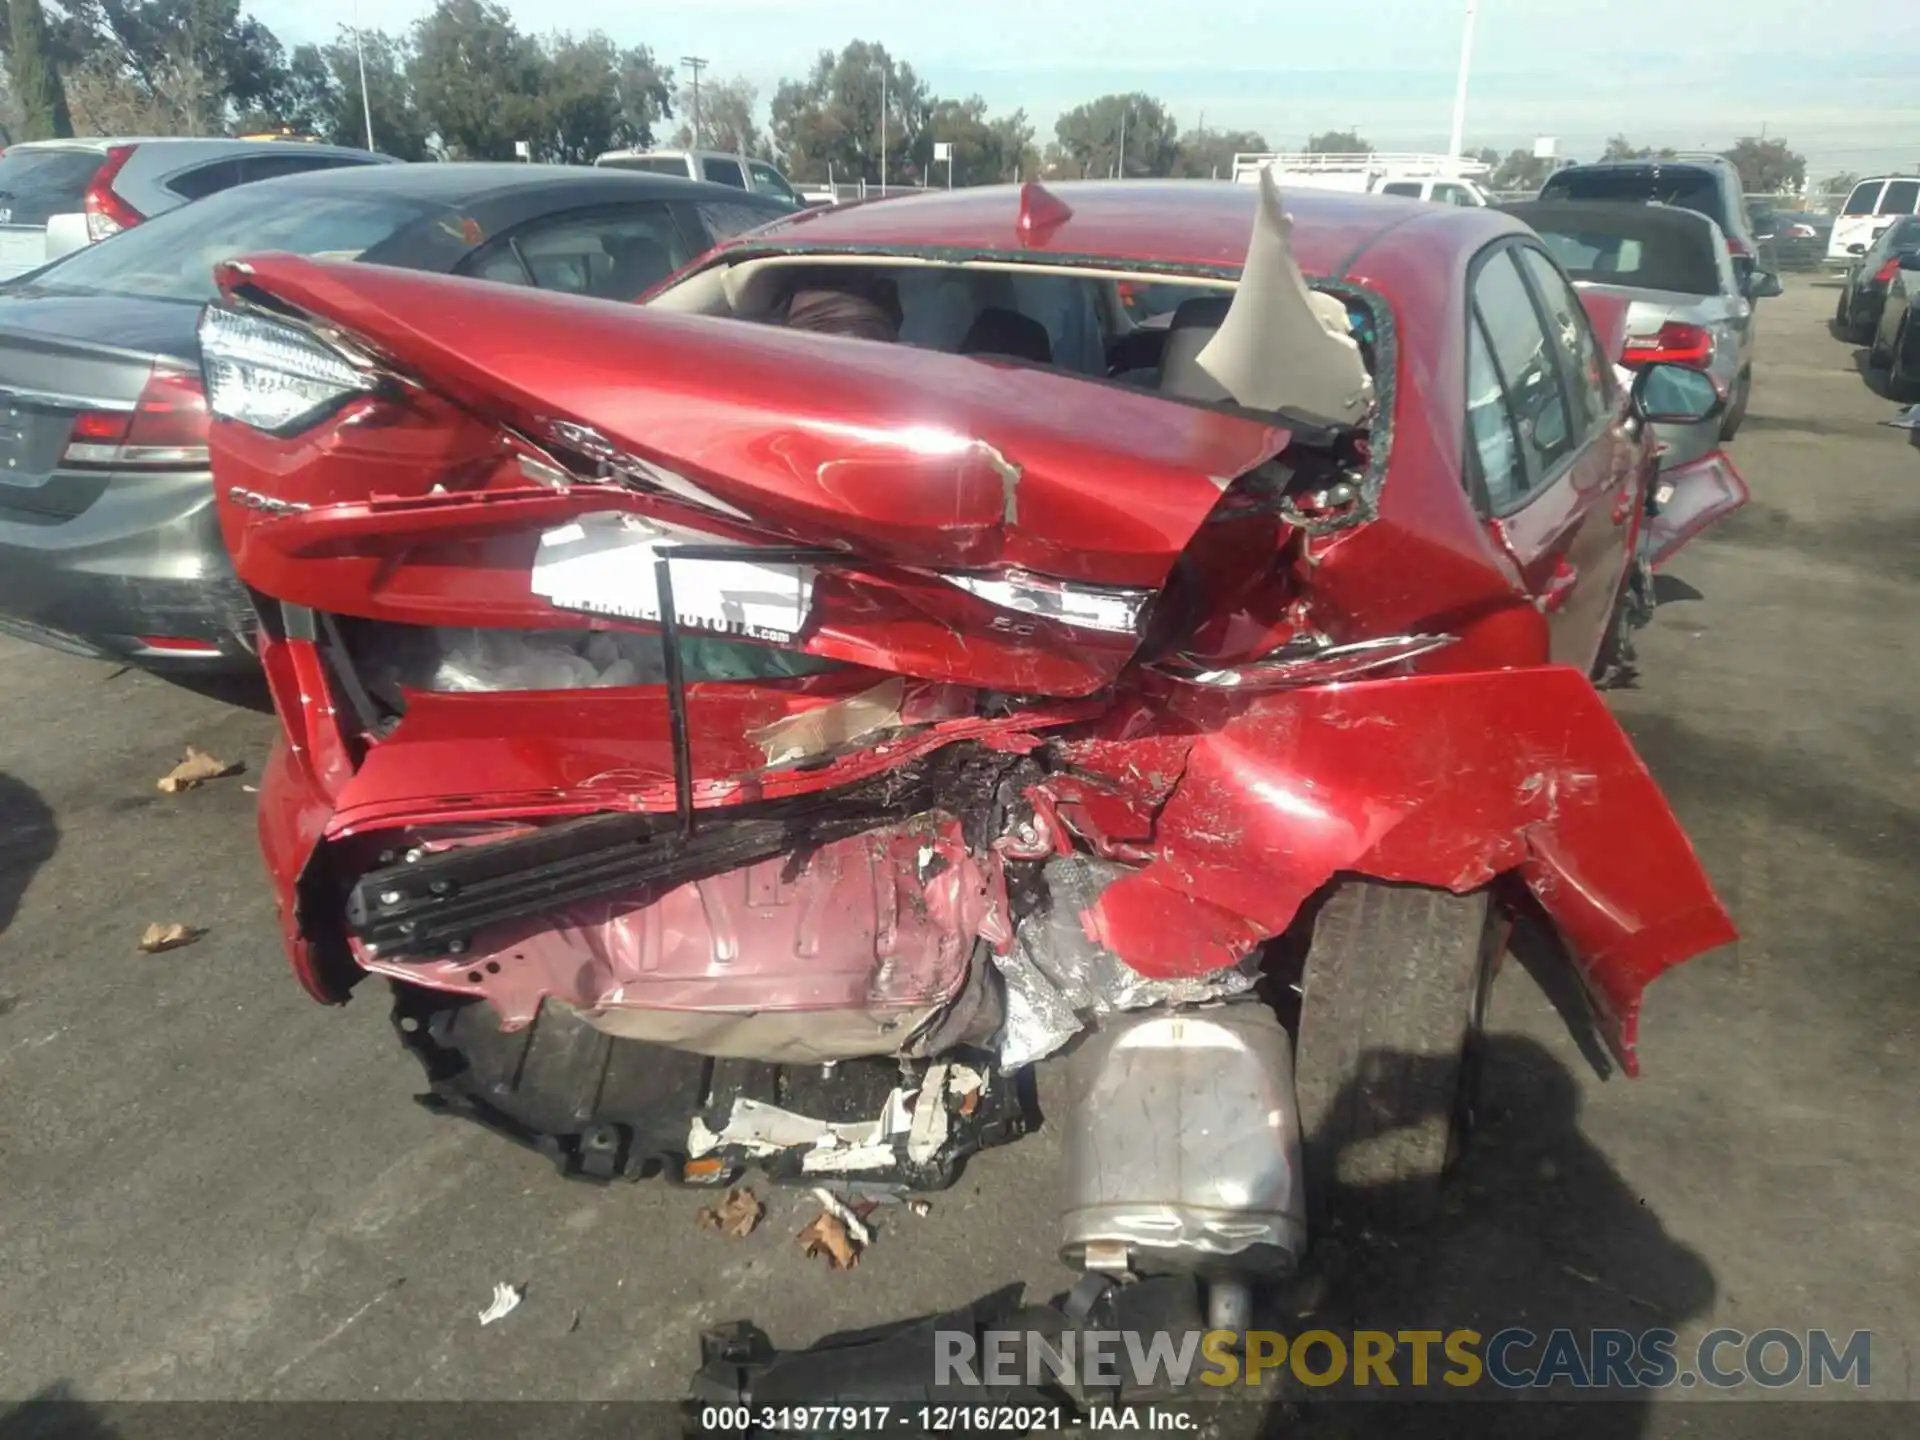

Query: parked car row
left=1833, top=212, right=1920, bottom=399
left=0, top=156, right=1749, bottom=1327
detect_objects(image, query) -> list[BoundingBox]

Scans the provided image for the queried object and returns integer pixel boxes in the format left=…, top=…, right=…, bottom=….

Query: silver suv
left=593, top=148, right=803, bottom=210
left=0, top=137, right=394, bottom=280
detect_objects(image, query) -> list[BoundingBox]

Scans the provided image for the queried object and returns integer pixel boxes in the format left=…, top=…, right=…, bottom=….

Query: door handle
left=1541, top=559, right=1579, bottom=613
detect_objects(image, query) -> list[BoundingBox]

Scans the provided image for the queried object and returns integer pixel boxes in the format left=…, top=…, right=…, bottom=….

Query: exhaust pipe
left=1059, top=1003, right=1306, bottom=1328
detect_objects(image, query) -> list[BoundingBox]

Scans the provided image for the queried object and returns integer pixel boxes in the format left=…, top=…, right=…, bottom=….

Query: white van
left=1826, top=175, right=1920, bottom=271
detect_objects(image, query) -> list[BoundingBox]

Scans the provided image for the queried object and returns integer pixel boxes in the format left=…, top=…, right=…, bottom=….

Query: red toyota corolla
left=200, top=176, right=1743, bottom=1322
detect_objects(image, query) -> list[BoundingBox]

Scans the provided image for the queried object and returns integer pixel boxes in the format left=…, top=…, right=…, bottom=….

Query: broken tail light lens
left=83, top=144, right=142, bottom=242
left=62, top=367, right=210, bottom=468
left=1621, top=322, right=1712, bottom=371
left=199, top=306, right=374, bottom=437
left=941, top=570, right=1155, bottom=636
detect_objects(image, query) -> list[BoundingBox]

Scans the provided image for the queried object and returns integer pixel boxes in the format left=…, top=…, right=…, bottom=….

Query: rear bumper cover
left=0, top=468, right=254, bottom=665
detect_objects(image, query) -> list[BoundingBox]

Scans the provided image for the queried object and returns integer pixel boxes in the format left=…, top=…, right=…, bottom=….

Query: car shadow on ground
left=1253, top=1032, right=1715, bottom=1438
left=0, top=772, right=56, bottom=946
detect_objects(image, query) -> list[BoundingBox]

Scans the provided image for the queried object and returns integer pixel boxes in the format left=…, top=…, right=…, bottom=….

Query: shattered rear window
left=339, top=620, right=840, bottom=704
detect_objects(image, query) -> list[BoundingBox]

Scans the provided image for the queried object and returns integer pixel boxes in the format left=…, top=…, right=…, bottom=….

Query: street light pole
left=352, top=0, right=375, bottom=151
left=879, top=64, right=888, bottom=193
left=681, top=55, right=708, bottom=148
left=1446, top=0, right=1477, bottom=161
left=1117, top=108, right=1127, bottom=179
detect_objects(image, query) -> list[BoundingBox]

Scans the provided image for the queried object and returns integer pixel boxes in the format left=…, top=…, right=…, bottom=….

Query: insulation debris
left=156, top=746, right=240, bottom=793
left=991, top=856, right=1258, bottom=1067
left=478, top=1282, right=524, bottom=1325
left=697, top=1187, right=766, bottom=1238
left=750, top=677, right=908, bottom=765
left=137, top=922, right=204, bottom=953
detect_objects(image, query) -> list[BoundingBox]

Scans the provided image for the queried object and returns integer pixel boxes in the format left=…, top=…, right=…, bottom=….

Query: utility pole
left=680, top=55, right=708, bottom=148
left=879, top=63, right=888, bottom=192
left=1117, top=107, right=1127, bottom=179
left=352, top=0, right=375, bottom=151
left=1447, top=0, right=1477, bottom=161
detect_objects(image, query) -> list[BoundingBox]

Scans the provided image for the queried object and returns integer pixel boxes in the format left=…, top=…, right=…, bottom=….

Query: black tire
left=1718, top=368, right=1751, bottom=441
left=1293, top=880, right=1500, bottom=1232
left=1835, top=284, right=1850, bottom=329
left=1890, top=318, right=1920, bottom=402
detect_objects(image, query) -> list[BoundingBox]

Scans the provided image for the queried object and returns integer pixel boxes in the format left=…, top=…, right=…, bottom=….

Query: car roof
left=719, top=179, right=1519, bottom=277
left=229, top=161, right=765, bottom=207
left=4, top=136, right=381, bottom=159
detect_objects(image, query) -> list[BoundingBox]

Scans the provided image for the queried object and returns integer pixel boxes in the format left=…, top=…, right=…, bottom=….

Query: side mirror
left=1631, top=364, right=1724, bottom=425
left=1745, top=269, right=1783, bottom=299
left=1848, top=242, right=1868, bottom=256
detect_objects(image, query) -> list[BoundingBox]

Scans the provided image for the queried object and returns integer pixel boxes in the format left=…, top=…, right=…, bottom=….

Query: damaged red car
left=202, top=174, right=1740, bottom=1322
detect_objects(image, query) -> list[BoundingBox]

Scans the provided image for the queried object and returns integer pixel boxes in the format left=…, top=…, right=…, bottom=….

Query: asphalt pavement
left=0, top=277, right=1914, bottom=1430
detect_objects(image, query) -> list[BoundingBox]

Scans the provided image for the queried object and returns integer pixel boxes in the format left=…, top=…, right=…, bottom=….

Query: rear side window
left=166, top=158, right=245, bottom=202
left=243, top=153, right=369, bottom=183
left=702, top=157, right=747, bottom=189
left=1380, top=181, right=1421, bottom=197
left=1877, top=180, right=1920, bottom=216
left=1433, top=183, right=1475, bottom=206
left=1842, top=181, right=1883, bottom=215
left=1470, top=248, right=1576, bottom=507
left=0, top=149, right=101, bottom=226
left=599, top=156, right=691, bottom=178
left=465, top=204, right=690, bottom=301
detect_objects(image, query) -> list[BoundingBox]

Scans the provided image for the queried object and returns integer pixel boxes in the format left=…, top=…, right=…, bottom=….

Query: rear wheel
left=1293, top=881, right=1502, bottom=1232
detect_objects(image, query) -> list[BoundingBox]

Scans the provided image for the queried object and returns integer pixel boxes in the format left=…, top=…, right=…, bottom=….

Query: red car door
left=1463, top=244, right=1638, bottom=668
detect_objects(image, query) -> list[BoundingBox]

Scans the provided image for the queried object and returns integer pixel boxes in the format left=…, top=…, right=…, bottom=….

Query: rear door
left=1833, top=180, right=1888, bottom=261
left=0, top=148, right=102, bottom=280
left=1464, top=243, right=1637, bottom=667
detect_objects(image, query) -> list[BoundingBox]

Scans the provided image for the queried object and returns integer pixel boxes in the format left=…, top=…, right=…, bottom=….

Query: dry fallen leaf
left=138, top=922, right=203, bottom=953
left=797, top=1211, right=862, bottom=1270
left=908, top=1200, right=932, bottom=1218
left=156, top=746, right=240, bottom=793
left=697, top=1187, right=764, bottom=1238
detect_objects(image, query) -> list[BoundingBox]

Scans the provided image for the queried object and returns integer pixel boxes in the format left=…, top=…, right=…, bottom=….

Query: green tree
left=674, top=71, right=759, bottom=155
left=534, top=31, right=629, bottom=164
left=769, top=41, right=931, bottom=185
left=407, top=0, right=545, bottom=160
left=1171, top=125, right=1268, bottom=179
left=62, top=0, right=291, bottom=132
left=1305, top=128, right=1370, bottom=154
left=264, top=28, right=429, bottom=158
left=611, top=43, right=672, bottom=149
left=922, top=95, right=1032, bottom=185
left=1488, top=147, right=1554, bottom=192
left=1720, top=135, right=1805, bottom=195
left=5, top=0, right=75, bottom=138
left=1823, top=171, right=1860, bottom=199
left=1052, top=92, right=1176, bottom=178
left=1601, top=134, right=1678, bottom=162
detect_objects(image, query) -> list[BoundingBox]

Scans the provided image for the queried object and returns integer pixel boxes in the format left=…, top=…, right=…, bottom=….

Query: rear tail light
left=1875, top=258, right=1901, bottom=285
left=1726, top=235, right=1754, bottom=259
left=134, top=635, right=224, bottom=656
left=198, top=306, right=374, bottom=436
left=1621, top=321, right=1713, bottom=370
left=83, top=145, right=142, bottom=242
left=62, top=367, right=210, bottom=468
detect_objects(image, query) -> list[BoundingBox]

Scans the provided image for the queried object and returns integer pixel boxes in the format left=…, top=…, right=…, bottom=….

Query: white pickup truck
left=1231, top=152, right=1492, bottom=207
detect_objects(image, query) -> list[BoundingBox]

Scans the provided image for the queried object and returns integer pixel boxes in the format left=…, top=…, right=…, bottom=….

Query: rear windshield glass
left=1842, top=182, right=1883, bottom=215
left=1530, top=215, right=1720, bottom=295
left=23, top=187, right=436, bottom=302
left=599, top=156, right=690, bottom=177
left=1539, top=167, right=1725, bottom=227
left=0, top=149, right=102, bottom=227
left=1877, top=179, right=1920, bottom=215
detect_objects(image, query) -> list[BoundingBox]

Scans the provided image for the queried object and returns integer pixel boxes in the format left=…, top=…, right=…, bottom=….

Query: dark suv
left=1539, top=157, right=1771, bottom=286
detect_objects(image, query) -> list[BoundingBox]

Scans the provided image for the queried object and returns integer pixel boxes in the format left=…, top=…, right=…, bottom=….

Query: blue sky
left=264, top=0, right=1920, bottom=179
